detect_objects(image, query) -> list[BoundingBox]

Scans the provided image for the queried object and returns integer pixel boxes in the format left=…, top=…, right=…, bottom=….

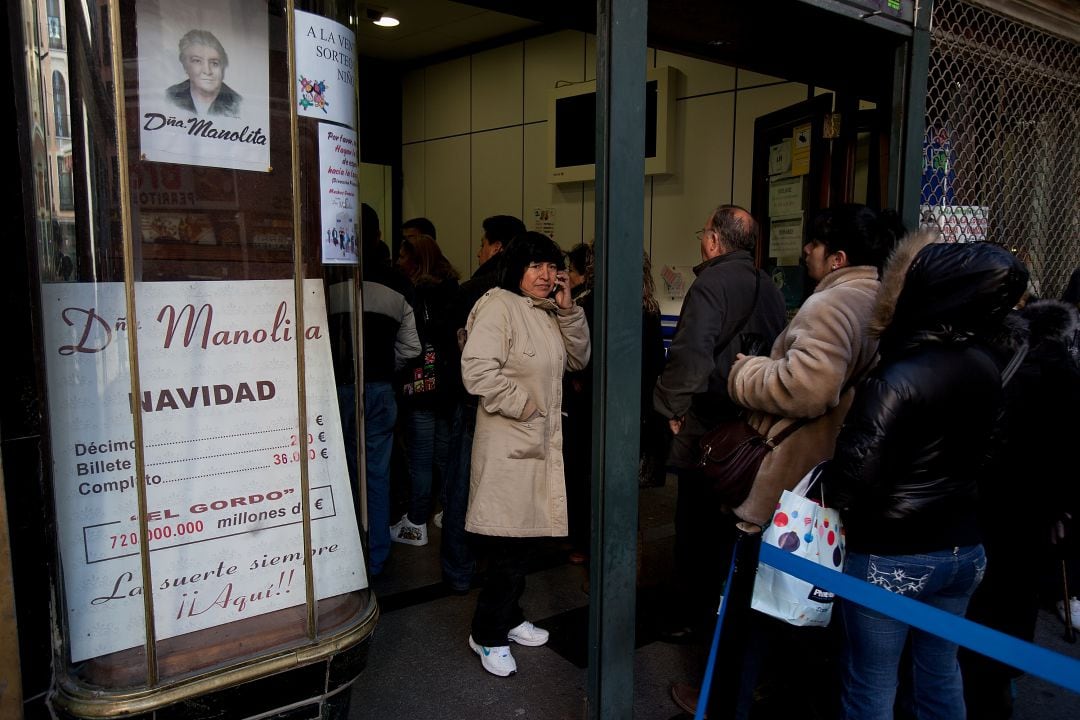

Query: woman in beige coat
left=727, top=205, right=905, bottom=527
left=460, top=232, right=590, bottom=677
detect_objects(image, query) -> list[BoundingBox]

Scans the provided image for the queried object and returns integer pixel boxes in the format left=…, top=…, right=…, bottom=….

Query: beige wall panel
left=585, top=33, right=596, bottom=81
left=738, top=68, right=789, bottom=88
left=471, top=127, right=524, bottom=274
left=656, top=51, right=735, bottom=98
left=582, top=184, right=596, bottom=246
left=402, top=69, right=425, bottom=144
left=359, top=162, right=393, bottom=231
left=472, top=42, right=524, bottom=131
left=424, top=136, right=471, bottom=276
left=652, top=93, right=736, bottom=277
left=732, top=83, right=808, bottom=208
left=524, top=30, right=587, bottom=124
left=402, top=143, right=426, bottom=221
left=523, top=122, right=584, bottom=250
left=425, top=57, right=471, bottom=140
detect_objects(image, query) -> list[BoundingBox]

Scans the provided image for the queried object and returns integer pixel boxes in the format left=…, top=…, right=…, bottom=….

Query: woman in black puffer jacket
left=822, top=234, right=1028, bottom=720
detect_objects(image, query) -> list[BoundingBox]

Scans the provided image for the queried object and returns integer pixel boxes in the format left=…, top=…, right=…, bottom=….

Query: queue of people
left=349, top=200, right=1080, bottom=706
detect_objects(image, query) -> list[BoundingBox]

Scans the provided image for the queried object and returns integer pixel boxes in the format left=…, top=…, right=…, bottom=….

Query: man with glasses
left=652, top=205, right=785, bottom=702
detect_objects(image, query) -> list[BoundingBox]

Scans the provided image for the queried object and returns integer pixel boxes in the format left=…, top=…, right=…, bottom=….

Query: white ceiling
left=352, top=1, right=540, bottom=61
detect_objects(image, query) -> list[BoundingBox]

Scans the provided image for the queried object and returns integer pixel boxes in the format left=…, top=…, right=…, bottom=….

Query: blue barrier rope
left=759, top=543, right=1080, bottom=694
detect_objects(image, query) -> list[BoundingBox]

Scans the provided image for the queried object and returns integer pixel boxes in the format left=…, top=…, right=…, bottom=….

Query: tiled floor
left=349, top=478, right=1080, bottom=719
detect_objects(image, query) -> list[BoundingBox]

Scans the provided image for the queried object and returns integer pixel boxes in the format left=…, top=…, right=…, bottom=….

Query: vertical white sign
left=42, top=280, right=366, bottom=661
left=294, top=10, right=357, bottom=130
left=319, top=124, right=360, bottom=265
left=137, top=0, right=271, bottom=172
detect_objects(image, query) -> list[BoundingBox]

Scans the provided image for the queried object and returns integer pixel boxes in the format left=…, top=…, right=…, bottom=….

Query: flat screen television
left=547, top=66, right=676, bottom=183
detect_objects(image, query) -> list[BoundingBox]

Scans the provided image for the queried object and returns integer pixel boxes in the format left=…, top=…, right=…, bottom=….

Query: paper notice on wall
left=41, top=280, right=365, bottom=662
left=791, top=123, right=811, bottom=177
left=136, top=0, right=271, bottom=172
left=770, top=218, right=804, bottom=265
left=294, top=10, right=357, bottom=129
left=768, top=176, right=803, bottom=219
left=531, top=207, right=556, bottom=241
left=320, top=123, right=360, bottom=264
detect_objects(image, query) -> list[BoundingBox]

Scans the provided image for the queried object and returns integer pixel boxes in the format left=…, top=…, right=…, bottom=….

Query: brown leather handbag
left=697, top=418, right=804, bottom=507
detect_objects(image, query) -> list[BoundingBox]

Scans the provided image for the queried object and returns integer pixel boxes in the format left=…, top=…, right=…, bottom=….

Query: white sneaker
left=434, top=511, right=443, bottom=529
left=1057, top=597, right=1080, bottom=627
left=469, top=636, right=517, bottom=676
left=507, top=620, right=549, bottom=647
left=389, top=514, right=428, bottom=546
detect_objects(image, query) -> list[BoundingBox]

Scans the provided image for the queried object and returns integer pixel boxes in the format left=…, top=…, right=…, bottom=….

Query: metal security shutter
left=921, top=0, right=1080, bottom=298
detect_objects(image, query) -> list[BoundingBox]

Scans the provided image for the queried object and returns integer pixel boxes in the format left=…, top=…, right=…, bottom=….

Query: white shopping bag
left=751, top=463, right=845, bottom=627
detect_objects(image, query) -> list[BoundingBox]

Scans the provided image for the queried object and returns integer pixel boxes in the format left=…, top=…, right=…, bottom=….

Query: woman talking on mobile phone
left=459, top=231, right=591, bottom=677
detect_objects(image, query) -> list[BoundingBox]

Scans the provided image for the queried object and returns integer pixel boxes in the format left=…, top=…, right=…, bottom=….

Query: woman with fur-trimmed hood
left=822, top=234, right=1028, bottom=720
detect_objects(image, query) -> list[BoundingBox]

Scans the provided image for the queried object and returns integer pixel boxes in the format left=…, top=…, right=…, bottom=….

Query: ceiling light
left=365, top=8, right=399, bottom=27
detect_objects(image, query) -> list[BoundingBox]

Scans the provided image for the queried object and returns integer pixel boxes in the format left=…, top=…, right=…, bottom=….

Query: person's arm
left=653, top=279, right=727, bottom=421
left=558, top=305, right=591, bottom=371
left=728, top=296, right=857, bottom=418
left=393, top=298, right=422, bottom=370
left=461, top=297, right=532, bottom=420
left=822, top=376, right=903, bottom=513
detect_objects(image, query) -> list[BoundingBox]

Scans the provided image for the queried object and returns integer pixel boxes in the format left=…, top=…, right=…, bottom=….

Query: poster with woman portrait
left=137, top=0, right=270, bottom=172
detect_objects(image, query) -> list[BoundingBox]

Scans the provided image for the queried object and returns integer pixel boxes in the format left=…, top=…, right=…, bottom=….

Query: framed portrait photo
left=136, top=0, right=271, bottom=172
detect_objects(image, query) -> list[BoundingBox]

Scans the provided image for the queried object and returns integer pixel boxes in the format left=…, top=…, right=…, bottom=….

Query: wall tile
left=471, top=43, right=523, bottom=132
left=655, top=50, right=735, bottom=99
left=402, top=144, right=425, bottom=221
left=470, top=127, right=523, bottom=273
left=401, top=69, right=425, bottom=144
left=424, top=136, right=471, bottom=276
left=522, top=122, right=584, bottom=251
left=524, top=30, right=586, bottom=124
left=424, top=57, right=470, bottom=140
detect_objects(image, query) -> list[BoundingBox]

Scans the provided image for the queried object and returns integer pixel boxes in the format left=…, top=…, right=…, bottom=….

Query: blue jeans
left=363, top=382, right=397, bottom=575
left=404, top=407, right=451, bottom=525
left=840, top=545, right=987, bottom=720
left=440, top=400, right=476, bottom=590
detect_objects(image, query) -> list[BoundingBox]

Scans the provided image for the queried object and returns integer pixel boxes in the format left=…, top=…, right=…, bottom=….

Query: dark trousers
left=440, top=400, right=476, bottom=589
left=672, top=467, right=735, bottom=632
left=470, top=535, right=537, bottom=647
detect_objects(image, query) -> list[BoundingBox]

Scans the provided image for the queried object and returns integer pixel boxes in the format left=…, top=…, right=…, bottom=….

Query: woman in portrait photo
left=166, top=29, right=242, bottom=117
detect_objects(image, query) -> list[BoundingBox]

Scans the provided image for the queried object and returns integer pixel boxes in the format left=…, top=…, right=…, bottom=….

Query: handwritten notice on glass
left=320, top=124, right=360, bottom=265
left=41, top=280, right=365, bottom=662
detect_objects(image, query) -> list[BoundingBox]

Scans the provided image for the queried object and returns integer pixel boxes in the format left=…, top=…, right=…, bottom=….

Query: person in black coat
left=823, top=235, right=1028, bottom=720
left=962, top=298, right=1080, bottom=719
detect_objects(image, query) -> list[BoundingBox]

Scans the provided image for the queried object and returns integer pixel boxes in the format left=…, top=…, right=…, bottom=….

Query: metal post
left=896, top=0, right=933, bottom=229
left=587, top=0, right=646, bottom=717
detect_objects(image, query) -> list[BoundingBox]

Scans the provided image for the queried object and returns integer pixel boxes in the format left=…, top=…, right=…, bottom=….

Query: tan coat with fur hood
left=727, top=265, right=882, bottom=526
left=461, top=288, right=590, bottom=537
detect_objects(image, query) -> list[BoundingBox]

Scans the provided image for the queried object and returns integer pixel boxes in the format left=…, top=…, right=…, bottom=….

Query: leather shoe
left=671, top=682, right=704, bottom=717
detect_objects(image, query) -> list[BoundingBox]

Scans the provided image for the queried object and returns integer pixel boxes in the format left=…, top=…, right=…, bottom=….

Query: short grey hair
left=178, top=29, right=228, bottom=69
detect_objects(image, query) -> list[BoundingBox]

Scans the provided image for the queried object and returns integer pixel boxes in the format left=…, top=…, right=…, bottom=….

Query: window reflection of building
left=39, top=0, right=75, bottom=280
left=47, top=0, right=64, bottom=50
left=51, top=71, right=68, bottom=137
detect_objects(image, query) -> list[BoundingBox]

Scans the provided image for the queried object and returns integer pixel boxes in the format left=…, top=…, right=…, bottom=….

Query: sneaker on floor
left=507, top=620, right=549, bottom=647
left=389, top=514, right=428, bottom=546
left=1057, top=597, right=1080, bottom=627
left=469, top=636, right=517, bottom=677
left=434, top=510, right=443, bottom=529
